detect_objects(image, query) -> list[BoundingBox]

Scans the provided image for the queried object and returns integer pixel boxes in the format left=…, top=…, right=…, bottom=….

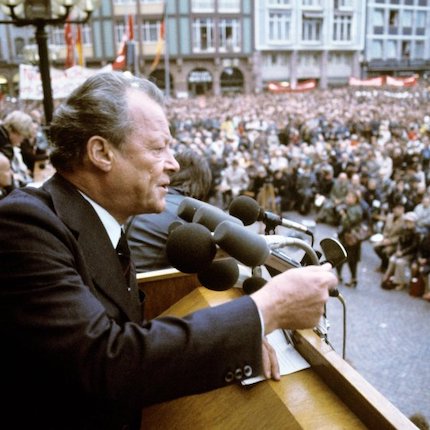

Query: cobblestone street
left=279, top=212, right=430, bottom=425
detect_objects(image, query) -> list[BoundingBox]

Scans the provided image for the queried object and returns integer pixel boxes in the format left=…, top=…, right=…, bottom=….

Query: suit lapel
left=43, top=174, right=142, bottom=323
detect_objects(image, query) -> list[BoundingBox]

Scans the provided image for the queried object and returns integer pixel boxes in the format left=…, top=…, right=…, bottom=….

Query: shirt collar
left=79, top=191, right=122, bottom=248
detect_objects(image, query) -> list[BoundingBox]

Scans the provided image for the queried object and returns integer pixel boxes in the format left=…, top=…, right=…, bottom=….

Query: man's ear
left=86, top=136, right=113, bottom=172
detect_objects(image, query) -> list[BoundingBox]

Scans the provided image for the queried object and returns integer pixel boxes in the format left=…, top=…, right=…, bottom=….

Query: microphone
left=242, top=276, right=267, bottom=295
left=213, top=221, right=270, bottom=267
left=193, top=204, right=243, bottom=232
left=229, top=195, right=311, bottom=235
left=167, top=220, right=184, bottom=234
left=166, top=223, right=216, bottom=273
left=197, top=258, right=239, bottom=291
left=177, top=197, right=210, bottom=222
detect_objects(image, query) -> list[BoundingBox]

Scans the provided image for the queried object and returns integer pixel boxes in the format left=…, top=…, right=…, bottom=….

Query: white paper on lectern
left=241, top=328, right=310, bottom=386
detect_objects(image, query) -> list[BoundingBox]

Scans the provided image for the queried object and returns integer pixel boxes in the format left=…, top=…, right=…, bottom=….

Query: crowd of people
left=2, top=82, right=430, bottom=296
left=161, top=84, right=430, bottom=300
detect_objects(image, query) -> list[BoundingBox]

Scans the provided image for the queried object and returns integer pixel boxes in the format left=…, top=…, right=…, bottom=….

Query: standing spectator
left=336, top=190, right=365, bottom=288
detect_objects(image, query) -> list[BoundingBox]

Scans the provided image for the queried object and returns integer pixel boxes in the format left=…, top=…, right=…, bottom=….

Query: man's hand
left=262, top=336, right=280, bottom=381
left=251, top=263, right=338, bottom=335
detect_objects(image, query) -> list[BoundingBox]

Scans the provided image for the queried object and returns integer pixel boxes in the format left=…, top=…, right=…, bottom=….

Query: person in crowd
left=0, top=109, right=34, bottom=187
left=295, top=161, right=316, bottom=215
left=336, top=190, right=365, bottom=288
left=218, top=157, right=249, bottom=209
left=373, top=202, right=406, bottom=272
left=0, top=72, right=337, bottom=430
left=382, top=212, right=420, bottom=291
left=413, top=193, right=430, bottom=235
left=127, top=149, right=212, bottom=272
left=316, top=171, right=349, bottom=225
left=0, top=152, right=12, bottom=199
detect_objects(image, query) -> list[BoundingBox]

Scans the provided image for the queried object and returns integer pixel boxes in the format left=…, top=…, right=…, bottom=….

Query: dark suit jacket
left=0, top=174, right=262, bottom=430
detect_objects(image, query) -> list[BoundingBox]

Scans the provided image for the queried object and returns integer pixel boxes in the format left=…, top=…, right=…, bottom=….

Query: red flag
left=64, top=20, right=75, bottom=69
left=112, top=15, right=133, bottom=71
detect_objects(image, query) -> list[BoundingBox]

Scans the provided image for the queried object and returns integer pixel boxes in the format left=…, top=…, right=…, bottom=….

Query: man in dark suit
left=0, top=72, right=337, bottom=430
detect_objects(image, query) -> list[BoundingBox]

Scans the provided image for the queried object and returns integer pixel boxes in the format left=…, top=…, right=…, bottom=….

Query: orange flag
left=76, top=24, right=84, bottom=67
left=149, top=19, right=165, bottom=73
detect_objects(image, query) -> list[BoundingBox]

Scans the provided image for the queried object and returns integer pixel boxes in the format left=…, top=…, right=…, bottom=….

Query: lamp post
left=0, top=0, right=99, bottom=125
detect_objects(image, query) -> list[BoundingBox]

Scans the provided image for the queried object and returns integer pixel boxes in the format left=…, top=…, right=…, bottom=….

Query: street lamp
left=0, top=0, right=99, bottom=125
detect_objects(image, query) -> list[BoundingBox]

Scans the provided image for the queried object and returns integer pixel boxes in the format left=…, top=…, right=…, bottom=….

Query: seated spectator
left=127, top=149, right=212, bottom=272
left=382, top=212, right=420, bottom=291
left=413, top=194, right=430, bottom=235
left=373, top=202, right=405, bottom=271
left=0, top=152, right=12, bottom=199
left=218, top=158, right=249, bottom=209
left=0, top=110, right=35, bottom=187
left=316, top=172, right=349, bottom=225
left=295, top=161, right=316, bottom=215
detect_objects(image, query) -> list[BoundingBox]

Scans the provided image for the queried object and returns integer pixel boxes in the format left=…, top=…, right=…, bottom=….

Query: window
left=218, top=0, right=240, bottom=11
left=416, top=11, right=426, bottom=27
left=51, top=27, right=66, bottom=46
left=142, top=20, right=160, bottom=42
left=334, top=0, right=353, bottom=8
left=14, top=37, right=25, bottom=57
left=268, top=0, right=291, bottom=4
left=333, top=14, right=352, bottom=41
left=192, top=18, right=215, bottom=52
left=191, top=0, right=215, bottom=12
left=268, top=10, right=292, bottom=41
left=387, top=40, right=397, bottom=58
left=415, top=41, right=424, bottom=59
left=401, top=41, right=410, bottom=59
left=116, top=21, right=128, bottom=44
left=80, top=25, right=92, bottom=45
left=402, top=10, right=413, bottom=27
left=302, top=0, right=321, bottom=6
left=389, top=10, right=398, bottom=26
left=302, top=17, right=322, bottom=42
left=113, top=0, right=136, bottom=4
left=370, top=40, right=383, bottom=59
left=219, top=19, right=240, bottom=52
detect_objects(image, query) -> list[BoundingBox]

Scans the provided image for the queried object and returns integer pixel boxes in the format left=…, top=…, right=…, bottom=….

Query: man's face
left=110, top=91, right=179, bottom=219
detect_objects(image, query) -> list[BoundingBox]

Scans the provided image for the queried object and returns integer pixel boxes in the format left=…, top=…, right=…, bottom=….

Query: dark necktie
left=116, top=230, right=131, bottom=285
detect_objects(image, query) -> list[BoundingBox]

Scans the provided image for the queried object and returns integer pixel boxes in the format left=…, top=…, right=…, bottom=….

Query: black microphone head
left=177, top=197, right=209, bottom=222
left=166, top=223, right=216, bottom=273
left=193, top=204, right=243, bottom=232
left=242, top=276, right=267, bottom=295
left=213, top=220, right=270, bottom=267
left=229, top=195, right=262, bottom=226
left=197, top=258, right=239, bottom=291
left=168, top=220, right=184, bottom=234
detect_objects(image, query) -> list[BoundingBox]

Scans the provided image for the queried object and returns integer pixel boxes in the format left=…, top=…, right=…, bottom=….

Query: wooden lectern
left=137, top=269, right=416, bottom=430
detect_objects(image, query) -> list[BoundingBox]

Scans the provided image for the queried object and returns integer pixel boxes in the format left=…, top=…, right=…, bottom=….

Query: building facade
left=0, top=0, right=429, bottom=101
left=255, top=0, right=366, bottom=90
left=365, top=0, right=430, bottom=78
